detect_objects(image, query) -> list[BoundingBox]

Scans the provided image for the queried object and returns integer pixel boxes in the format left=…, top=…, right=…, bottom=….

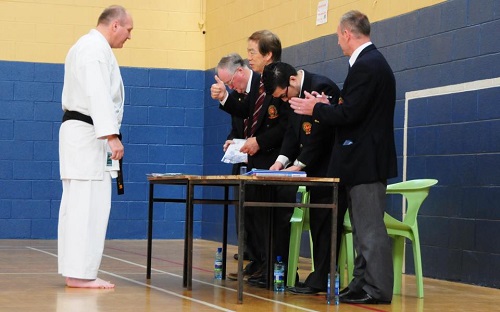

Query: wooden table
left=147, top=174, right=339, bottom=303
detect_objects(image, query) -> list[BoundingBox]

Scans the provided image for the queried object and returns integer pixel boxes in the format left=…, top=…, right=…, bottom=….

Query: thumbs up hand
left=211, top=75, right=227, bottom=101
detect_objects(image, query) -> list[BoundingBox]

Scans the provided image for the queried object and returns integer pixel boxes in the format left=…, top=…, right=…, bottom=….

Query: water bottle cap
left=277, top=255, right=282, bottom=262
left=217, top=247, right=222, bottom=252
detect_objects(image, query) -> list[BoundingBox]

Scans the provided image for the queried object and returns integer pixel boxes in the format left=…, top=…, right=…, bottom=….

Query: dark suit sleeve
left=313, top=63, right=376, bottom=127
left=219, top=91, right=251, bottom=119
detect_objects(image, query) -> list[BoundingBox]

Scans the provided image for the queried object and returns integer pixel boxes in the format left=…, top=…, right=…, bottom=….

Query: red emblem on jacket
left=302, top=122, right=312, bottom=135
left=268, top=105, right=278, bottom=119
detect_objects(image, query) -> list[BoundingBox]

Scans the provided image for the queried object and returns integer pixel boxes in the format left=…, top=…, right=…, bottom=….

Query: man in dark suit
left=211, top=52, right=292, bottom=287
left=261, top=61, right=347, bottom=294
left=290, top=10, right=397, bottom=304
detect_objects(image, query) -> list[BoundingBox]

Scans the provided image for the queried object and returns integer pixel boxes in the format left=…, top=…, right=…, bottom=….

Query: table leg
left=186, top=182, right=194, bottom=290
left=183, top=182, right=190, bottom=288
left=237, top=181, right=245, bottom=304
left=147, top=182, right=154, bottom=279
left=329, top=184, right=339, bottom=302
left=222, top=186, right=229, bottom=280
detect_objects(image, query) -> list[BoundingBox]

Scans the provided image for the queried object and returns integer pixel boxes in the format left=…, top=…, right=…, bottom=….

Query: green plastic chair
left=338, top=179, right=438, bottom=298
left=286, top=186, right=314, bottom=287
left=338, top=213, right=354, bottom=287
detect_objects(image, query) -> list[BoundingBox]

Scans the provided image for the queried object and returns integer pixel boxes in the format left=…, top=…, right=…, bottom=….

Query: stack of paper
left=244, top=169, right=307, bottom=177
left=148, top=173, right=183, bottom=177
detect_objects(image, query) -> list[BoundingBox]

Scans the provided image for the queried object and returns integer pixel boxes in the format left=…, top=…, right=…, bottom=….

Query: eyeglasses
left=277, top=86, right=289, bottom=100
left=224, top=67, right=241, bottom=87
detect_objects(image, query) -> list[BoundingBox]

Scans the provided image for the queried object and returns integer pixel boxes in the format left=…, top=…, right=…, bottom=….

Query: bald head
left=96, top=5, right=133, bottom=49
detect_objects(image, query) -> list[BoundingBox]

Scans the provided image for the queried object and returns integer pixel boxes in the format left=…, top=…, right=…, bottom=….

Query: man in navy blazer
left=211, top=52, right=292, bottom=287
left=262, top=61, right=348, bottom=294
left=221, top=30, right=285, bottom=264
left=290, top=10, right=397, bottom=304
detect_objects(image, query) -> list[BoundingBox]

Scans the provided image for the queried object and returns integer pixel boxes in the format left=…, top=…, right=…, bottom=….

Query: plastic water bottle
left=327, top=272, right=340, bottom=305
left=239, top=165, right=247, bottom=175
left=273, top=256, right=285, bottom=292
left=327, top=273, right=331, bottom=304
left=334, top=271, right=340, bottom=305
left=214, top=247, right=223, bottom=280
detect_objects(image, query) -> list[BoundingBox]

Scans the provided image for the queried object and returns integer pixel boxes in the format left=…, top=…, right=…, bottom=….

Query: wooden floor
left=0, top=239, right=499, bottom=312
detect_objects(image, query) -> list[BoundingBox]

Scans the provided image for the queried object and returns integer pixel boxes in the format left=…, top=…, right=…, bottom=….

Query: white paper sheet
left=221, top=139, right=248, bottom=164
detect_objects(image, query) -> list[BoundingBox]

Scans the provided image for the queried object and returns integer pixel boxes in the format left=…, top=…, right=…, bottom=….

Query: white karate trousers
left=58, top=173, right=111, bottom=279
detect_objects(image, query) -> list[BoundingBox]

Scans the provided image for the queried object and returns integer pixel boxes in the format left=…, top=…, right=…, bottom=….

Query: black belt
left=62, top=110, right=124, bottom=195
left=62, top=110, right=93, bottom=125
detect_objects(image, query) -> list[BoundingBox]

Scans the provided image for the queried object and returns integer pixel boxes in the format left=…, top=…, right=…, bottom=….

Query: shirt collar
left=349, top=41, right=372, bottom=67
left=246, top=70, right=253, bottom=94
left=298, top=69, right=305, bottom=97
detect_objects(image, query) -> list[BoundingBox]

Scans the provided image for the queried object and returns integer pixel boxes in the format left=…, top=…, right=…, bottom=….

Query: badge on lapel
left=302, top=122, right=312, bottom=135
left=268, top=105, right=278, bottom=119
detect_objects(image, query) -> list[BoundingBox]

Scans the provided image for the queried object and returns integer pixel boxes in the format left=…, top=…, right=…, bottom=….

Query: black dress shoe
left=256, top=277, right=268, bottom=288
left=247, top=275, right=267, bottom=288
left=339, top=287, right=355, bottom=298
left=287, top=285, right=322, bottom=295
left=339, top=289, right=391, bottom=304
left=243, top=261, right=261, bottom=275
left=294, top=281, right=307, bottom=288
left=247, top=272, right=263, bottom=284
left=227, top=262, right=260, bottom=281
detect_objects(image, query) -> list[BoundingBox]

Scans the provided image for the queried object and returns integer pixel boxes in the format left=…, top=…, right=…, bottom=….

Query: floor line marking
left=28, top=246, right=319, bottom=312
left=100, top=270, right=236, bottom=312
left=26, top=245, right=385, bottom=312
left=27, top=247, right=234, bottom=312
left=102, top=254, right=320, bottom=312
left=100, top=252, right=320, bottom=311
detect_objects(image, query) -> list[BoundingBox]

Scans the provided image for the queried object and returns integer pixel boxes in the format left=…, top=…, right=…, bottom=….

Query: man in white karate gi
left=58, top=5, right=133, bottom=289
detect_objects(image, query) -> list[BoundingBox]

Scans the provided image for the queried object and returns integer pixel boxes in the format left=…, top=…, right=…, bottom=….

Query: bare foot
left=65, top=277, right=115, bottom=289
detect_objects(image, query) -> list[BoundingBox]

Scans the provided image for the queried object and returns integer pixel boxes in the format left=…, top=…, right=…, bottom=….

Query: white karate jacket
left=59, top=29, right=124, bottom=180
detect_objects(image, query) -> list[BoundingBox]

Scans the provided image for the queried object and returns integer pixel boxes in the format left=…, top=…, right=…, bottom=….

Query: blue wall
left=0, top=62, right=207, bottom=240
left=0, top=0, right=499, bottom=288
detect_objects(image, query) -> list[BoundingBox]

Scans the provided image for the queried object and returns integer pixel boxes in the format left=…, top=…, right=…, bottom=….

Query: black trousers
left=304, top=184, right=348, bottom=290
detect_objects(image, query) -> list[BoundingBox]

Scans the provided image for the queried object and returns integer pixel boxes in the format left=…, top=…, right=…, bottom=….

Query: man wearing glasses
left=211, top=48, right=293, bottom=287
left=261, top=61, right=347, bottom=294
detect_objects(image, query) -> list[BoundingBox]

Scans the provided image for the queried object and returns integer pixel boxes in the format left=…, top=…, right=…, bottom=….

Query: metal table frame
left=147, top=175, right=339, bottom=304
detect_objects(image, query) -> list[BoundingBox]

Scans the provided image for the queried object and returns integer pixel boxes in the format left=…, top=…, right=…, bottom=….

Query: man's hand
left=107, top=135, right=124, bottom=160
left=223, top=139, right=234, bottom=152
left=311, top=91, right=332, bottom=104
left=240, top=137, right=260, bottom=156
left=289, top=91, right=317, bottom=116
left=211, top=75, right=227, bottom=101
left=284, top=165, right=302, bottom=172
left=269, top=161, right=284, bottom=170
